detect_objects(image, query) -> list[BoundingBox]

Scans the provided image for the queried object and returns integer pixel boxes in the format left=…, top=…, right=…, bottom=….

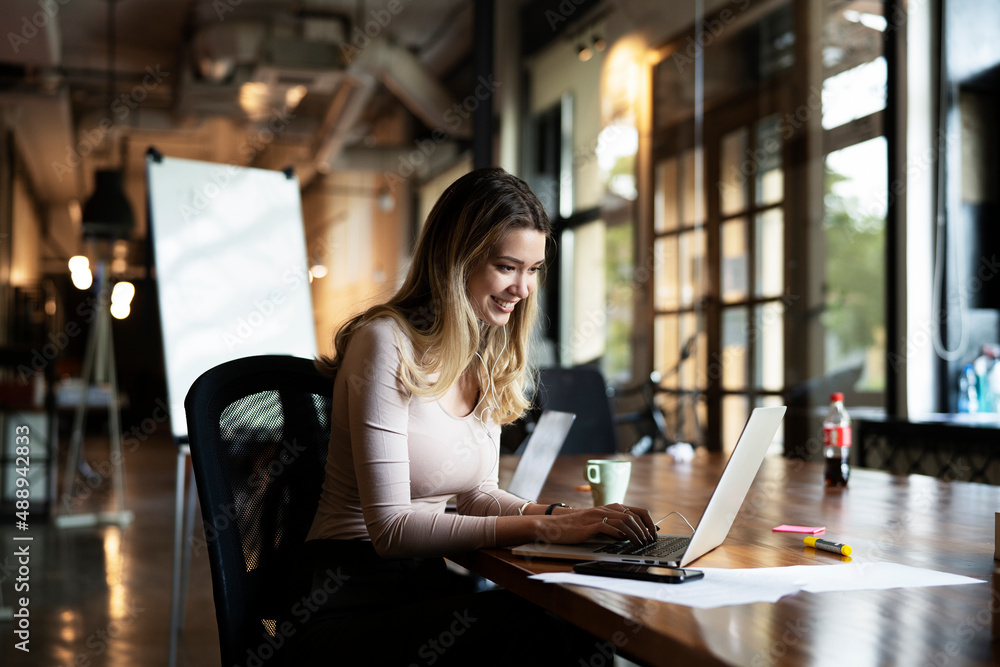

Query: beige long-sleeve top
left=306, top=317, right=527, bottom=558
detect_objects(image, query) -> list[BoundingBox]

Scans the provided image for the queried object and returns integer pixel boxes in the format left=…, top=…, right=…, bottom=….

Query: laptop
left=511, top=406, right=786, bottom=568
left=506, top=410, right=576, bottom=500
left=447, top=410, right=575, bottom=513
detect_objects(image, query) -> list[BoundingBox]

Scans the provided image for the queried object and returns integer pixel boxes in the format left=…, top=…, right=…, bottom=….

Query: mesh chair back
left=185, top=355, right=333, bottom=667
left=536, top=367, right=619, bottom=454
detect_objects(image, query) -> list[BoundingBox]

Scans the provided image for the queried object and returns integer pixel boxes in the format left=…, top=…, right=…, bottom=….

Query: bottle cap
left=830, top=392, right=844, bottom=402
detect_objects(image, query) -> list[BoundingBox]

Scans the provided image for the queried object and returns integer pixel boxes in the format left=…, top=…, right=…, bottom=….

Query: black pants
left=282, top=539, right=607, bottom=666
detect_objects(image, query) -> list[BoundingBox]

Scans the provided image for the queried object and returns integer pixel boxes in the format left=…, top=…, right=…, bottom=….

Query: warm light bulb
left=309, top=264, right=328, bottom=279
left=71, top=270, right=93, bottom=290
left=285, top=85, right=307, bottom=109
left=68, top=255, right=90, bottom=272
left=578, top=44, right=593, bottom=62
left=110, top=302, right=131, bottom=320
left=378, top=190, right=395, bottom=212
left=68, top=200, right=82, bottom=226
left=111, top=281, right=135, bottom=304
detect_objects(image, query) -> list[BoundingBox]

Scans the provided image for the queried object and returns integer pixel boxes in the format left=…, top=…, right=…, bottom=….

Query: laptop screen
left=506, top=410, right=576, bottom=500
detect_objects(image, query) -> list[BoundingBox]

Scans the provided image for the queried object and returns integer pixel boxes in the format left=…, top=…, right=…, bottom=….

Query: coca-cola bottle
left=823, top=392, right=851, bottom=487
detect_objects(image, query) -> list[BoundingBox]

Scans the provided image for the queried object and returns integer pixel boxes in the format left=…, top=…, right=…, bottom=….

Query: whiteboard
left=146, top=153, right=317, bottom=441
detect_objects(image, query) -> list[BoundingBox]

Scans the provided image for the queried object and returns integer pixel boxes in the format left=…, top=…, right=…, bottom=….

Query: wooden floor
left=0, top=428, right=645, bottom=667
left=0, top=430, right=221, bottom=667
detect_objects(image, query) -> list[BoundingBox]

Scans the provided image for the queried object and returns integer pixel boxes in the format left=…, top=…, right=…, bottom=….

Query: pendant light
left=81, top=0, right=134, bottom=241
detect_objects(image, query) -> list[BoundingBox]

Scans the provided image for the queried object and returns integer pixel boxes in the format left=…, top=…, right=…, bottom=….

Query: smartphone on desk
left=573, top=561, right=704, bottom=583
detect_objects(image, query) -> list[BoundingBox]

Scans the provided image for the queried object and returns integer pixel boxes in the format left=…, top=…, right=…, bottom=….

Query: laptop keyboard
left=593, top=536, right=690, bottom=559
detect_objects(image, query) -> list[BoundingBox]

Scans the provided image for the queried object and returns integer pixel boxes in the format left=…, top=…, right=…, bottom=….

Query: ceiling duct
left=312, top=35, right=474, bottom=171
left=182, top=4, right=471, bottom=173
left=312, top=73, right=378, bottom=172
left=190, top=16, right=347, bottom=92
left=0, top=0, right=62, bottom=68
left=191, top=21, right=268, bottom=84
left=348, top=38, right=474, bottom=140
left=0, top=0, right=78, bottom=201
left=254, top=29, right=346, bottom=95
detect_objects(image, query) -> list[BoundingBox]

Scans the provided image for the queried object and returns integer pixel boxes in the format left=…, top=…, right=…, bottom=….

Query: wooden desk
left=454, top=453, right=1000, bottom=666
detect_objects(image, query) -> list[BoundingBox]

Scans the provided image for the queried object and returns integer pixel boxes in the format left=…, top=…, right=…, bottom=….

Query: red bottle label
left=823, top=425, right=851, bottom=448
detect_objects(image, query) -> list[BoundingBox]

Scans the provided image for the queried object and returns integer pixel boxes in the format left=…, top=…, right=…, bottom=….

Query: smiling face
left=467, top=227, right=547, bottom=327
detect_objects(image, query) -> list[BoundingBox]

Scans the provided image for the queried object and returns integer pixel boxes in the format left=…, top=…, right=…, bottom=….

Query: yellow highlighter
left=804, top=536, right=853, bottom=556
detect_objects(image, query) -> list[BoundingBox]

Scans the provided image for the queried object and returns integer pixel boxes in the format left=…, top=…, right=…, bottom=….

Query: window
left=649, top=0, right=887, bottom=453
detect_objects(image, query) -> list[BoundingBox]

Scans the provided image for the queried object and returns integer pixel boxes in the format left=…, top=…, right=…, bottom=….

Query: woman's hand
left=538, top=504, right=657, bottom=546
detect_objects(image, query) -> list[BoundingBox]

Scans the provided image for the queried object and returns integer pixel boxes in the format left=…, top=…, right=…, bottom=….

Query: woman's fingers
left=605, top=505, right=656, bottom=543
left=603, top=514, right=652, bottom=544
left=627, top=506, right=657, bottom=536
left=599, top=517, right=628, bottom=541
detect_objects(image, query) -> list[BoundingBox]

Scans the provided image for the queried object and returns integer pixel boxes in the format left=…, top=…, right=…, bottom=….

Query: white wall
left=304, top=171, right=405, bottom=358
left=10, top=172, right=41, bottom=287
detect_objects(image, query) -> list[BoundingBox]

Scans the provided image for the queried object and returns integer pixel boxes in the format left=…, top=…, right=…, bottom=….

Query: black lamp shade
left=82, top=169, right=135, bottom=239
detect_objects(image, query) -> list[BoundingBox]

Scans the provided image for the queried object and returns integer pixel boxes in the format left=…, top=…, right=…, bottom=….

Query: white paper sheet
left=529, top=563, right=983, bottom=609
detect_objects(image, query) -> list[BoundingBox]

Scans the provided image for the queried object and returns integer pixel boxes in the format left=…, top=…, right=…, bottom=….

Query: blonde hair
left=316, top=167, right=551, bottom=425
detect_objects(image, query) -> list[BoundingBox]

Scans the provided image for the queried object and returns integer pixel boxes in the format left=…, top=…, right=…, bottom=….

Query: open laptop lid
left=678, top=405, right=785, bottom=566
left=510, top=406, right=785, bottom=566
left=506, top=410, right=576, bottom=500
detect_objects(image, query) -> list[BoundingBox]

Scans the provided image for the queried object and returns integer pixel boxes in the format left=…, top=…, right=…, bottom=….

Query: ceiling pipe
left=348, top=37, right=474, bottom=140
left=311, top=73, right=378, bottom=171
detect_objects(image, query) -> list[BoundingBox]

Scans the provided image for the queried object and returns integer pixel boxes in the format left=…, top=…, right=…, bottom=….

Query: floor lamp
left=56, top=168, right=136, bottom=528
left=55, top=255, right=133, bottom=528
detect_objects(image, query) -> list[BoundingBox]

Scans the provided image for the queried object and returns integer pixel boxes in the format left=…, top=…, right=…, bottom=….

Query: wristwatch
left=545, top=503, right=569, bottom=515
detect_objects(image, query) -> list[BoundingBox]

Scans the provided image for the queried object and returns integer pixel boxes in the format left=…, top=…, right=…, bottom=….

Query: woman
left=290, top=167, right=656, bottom=665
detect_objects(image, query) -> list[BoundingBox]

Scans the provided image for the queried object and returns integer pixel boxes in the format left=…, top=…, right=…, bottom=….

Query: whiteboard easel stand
left=168, top=442, right=197, bottom=667
left=146, top=150, right=314, bottom=667
left=54, top=260, right=134, bottom=529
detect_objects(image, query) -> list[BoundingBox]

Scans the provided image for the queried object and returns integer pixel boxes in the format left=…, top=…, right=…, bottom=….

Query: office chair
left=533, top=366, right=619, bottom=455
left=184, top=355, right=333, bottom=667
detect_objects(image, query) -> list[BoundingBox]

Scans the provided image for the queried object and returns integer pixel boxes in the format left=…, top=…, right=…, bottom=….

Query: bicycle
left=613, top=336, right=701, bottom=455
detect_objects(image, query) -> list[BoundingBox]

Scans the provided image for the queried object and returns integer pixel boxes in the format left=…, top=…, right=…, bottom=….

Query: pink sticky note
left=772, top=525, right=825, bottom=534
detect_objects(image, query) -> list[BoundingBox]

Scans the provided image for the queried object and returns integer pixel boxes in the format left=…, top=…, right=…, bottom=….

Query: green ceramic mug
left=585, top=459, right=632, bottom=506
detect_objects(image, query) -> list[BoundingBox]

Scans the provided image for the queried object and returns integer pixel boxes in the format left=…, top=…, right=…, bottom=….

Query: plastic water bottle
left=823, top=392, right=851, bottom=487
left=958, top=364, right=978, bottom=413
left=974, top=353, right=993, bottom=413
